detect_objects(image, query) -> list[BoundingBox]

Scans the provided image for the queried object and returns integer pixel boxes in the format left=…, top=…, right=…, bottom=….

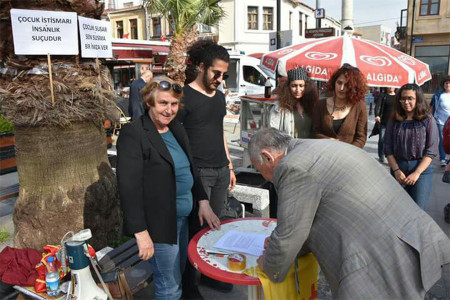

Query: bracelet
left=392, top=168, right=400, bottom=173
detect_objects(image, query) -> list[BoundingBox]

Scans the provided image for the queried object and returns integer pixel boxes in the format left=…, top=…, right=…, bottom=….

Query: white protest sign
left=78, top=16, right=113, bottom=58
left=10, top=9, right=78, bottom=55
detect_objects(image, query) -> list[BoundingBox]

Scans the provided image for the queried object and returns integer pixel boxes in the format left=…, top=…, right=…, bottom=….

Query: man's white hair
left=248, top=128, right=292, bottom=164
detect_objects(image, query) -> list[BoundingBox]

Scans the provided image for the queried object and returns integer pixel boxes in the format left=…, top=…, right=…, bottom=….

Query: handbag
left=369, top=94, right=386, bottom=138
left=369, top=121, right=380, bottom=138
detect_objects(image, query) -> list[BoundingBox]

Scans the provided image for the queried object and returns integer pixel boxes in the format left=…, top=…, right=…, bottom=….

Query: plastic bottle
left=45, top=256, right=60, bottom=297
left=264, top=77, right=273, bottom=98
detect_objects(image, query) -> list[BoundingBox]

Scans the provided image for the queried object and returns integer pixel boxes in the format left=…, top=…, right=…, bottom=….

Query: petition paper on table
left=212, top=230, right=269, bottom=257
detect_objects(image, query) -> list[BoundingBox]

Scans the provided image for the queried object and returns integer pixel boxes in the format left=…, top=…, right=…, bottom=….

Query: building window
left=299, top=12, right=303, bottom=36
left=152, top=17, right=161, bottom=37
left=123, top=2, right=133, bottom=8
left=305, top=15, right=308, bottom=31
left=116, top=20, right=123, bottom=38
left=198, top=24, right=212, bottom=33
left=248, top=6, right=258, bottom=30
left=130, top=19, right=138, bottom=39
left=263, top=7, right=273, bottom=30
left=415, top=45, right=449, bottom=93
left=419, top=0, right=440, bottom=16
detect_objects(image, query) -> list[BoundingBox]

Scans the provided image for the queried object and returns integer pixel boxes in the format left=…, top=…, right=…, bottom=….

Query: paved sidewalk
left=0, top=114, right=449, bottom=299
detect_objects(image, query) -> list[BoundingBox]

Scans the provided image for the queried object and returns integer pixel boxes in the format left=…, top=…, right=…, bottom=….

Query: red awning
left=111, top=43, right=170, bottom=60
left=149, top=45, right=170, bottom=55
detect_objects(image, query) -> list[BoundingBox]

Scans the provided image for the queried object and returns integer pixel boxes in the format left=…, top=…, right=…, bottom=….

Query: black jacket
left=116, top=113, right=208, bottom=244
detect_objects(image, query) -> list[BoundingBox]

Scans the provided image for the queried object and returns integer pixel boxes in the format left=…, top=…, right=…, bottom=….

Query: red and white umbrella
left=261, top=35, right=431, bottom=88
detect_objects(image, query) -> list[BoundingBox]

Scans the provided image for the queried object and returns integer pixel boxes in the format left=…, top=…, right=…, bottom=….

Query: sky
left=302, top=0, right=408, bottom=34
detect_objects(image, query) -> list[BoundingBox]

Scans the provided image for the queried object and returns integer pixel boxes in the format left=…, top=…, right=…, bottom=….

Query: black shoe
left=200, top=275, right=233, bottom=293
left=182, top=286, right=204, bottom=300
left=444, top=204, right=450, bottom=224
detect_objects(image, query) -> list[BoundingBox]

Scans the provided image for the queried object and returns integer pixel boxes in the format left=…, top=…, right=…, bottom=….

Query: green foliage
left=145, top=0, right=225, bottom=36
left=0, top=231, right=10, bottom=243
left=0, top=114, right=14, bottom=133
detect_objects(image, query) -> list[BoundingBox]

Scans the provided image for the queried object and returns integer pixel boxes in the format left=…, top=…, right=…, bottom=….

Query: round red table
left=188, top=218, right=277, bottom=299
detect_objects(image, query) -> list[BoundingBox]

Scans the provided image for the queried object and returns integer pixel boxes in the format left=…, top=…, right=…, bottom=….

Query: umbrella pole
left=276, top=0, right=281, bottom=49
left=275, top=65, right=279, bottom=89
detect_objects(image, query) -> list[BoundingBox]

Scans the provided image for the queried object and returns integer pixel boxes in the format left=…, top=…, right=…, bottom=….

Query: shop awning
left=111, top=42, right=170, bottom=60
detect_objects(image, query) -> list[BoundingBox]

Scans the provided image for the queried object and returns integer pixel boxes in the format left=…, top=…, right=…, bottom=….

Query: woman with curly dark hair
left=269, top=67, right=319, bottom=138
left=384, top=83, right=438, bottom=210
left=313, top=64, right=368, bottom=148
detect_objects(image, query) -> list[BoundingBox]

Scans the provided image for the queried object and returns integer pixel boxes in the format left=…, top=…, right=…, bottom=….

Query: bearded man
left=177, top=41, right=236, bottom=297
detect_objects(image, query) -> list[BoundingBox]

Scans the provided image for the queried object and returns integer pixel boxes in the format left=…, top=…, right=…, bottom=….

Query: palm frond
left=197, top=0, right=225, bottom=26
left=144, top=0, right=224, bottom=35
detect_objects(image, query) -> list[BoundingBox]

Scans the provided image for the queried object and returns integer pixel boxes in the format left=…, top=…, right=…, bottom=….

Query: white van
left=225, top=53, right=275, bottom=98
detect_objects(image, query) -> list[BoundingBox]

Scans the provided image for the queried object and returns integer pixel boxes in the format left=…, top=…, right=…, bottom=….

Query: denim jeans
left=149, top=217, right=188, bottom=300
left=198, top=166, right=230, bottom=217
left=378, top=125, right=386, bottom=159
left=395, top=159, right=434, bottom=210
left=437, top=123, right=446, bottom=161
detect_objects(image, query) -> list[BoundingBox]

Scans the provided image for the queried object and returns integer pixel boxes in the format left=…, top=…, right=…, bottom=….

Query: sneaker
left=441, top=160, right=447, bottom=167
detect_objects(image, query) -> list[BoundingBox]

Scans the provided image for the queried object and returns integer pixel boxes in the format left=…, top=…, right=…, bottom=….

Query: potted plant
left=0, top=114, right=16, bottom=174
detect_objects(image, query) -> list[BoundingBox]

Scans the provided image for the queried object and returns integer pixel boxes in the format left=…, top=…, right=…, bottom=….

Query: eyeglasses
left=341, top=63, right=360, bottom=73
left=158, top=80, right=182, bottom=94
left=400, top=96, right=416, bottom=102
left=212, top=70, right=229, bottom=81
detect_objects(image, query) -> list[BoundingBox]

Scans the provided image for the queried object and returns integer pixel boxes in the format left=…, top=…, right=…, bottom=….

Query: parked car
left=225, top=53, right=275, bottom=103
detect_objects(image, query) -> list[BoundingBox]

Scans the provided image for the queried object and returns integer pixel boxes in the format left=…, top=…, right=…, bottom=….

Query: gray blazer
left=262, top=139, right=450, bottom=299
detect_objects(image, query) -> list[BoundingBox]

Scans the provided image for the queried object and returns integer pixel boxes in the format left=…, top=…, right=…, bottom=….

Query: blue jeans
left=437, top=123, right=446, bottom=161
left=395, top=159, right=434, bottom=210
left=378, top=125, right=386, bottom=159
left=149, top=217, right=188, bottom=300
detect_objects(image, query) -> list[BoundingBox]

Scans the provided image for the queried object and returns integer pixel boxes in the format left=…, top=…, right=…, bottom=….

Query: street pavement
left=0, top=109, right=449, bottom=299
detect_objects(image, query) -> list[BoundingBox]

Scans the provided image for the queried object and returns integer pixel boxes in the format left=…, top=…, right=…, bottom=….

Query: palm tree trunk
left=164, top=27, right=198, bottom=83
left=13, top=122, right=121, bottom=250
left=0, top=0, right=121, bottom=250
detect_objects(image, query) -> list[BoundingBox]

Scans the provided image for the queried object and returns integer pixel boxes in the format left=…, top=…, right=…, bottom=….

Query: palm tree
left=145, top=0, right=225, bottom=83
left=0, top=1, right=121, bottom=250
